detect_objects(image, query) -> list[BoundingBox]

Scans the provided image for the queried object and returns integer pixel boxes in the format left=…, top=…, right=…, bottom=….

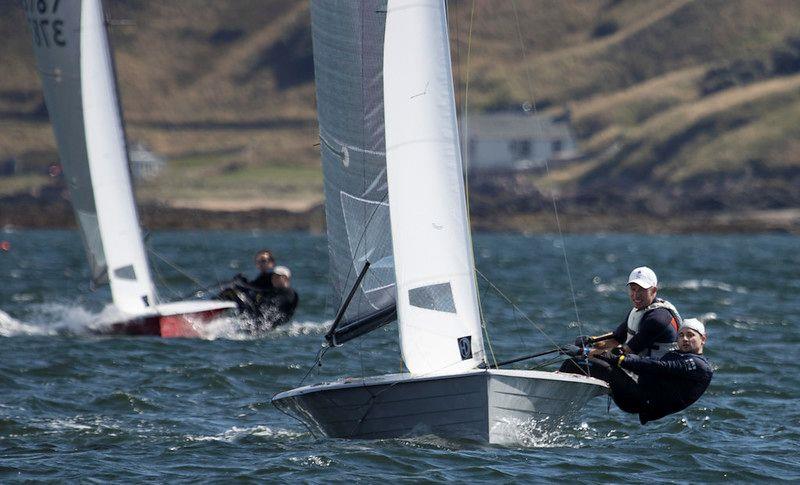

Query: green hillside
left=1, top=0, right=799, bottom=226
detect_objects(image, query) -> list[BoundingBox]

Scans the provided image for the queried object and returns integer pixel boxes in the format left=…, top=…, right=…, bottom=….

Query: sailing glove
left=562, top=345, right=583, bottom=357
left=574, top=335, right=592, bottom=347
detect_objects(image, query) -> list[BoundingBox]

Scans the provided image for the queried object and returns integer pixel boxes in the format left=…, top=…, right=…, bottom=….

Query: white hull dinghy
left=273, top=0, right=607, bottom=444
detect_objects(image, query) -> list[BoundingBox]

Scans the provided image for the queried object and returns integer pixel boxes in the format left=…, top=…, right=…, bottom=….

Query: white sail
left=27, top=0, right=158, bottom=315
left=80, top=0, right=158, bottom=314
left=383, top=0, right=485, bottom=374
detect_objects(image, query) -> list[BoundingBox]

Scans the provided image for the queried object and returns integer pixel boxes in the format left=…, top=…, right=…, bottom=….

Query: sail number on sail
left=22, top=0, right=66, bottom=48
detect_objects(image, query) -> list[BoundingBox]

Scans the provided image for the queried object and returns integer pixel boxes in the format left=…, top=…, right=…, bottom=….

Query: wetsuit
left=613, top=299, right=681, bottom=358
left=254, top=287, right=299, bottom=328
left=608, top=350, right=713, bottom=424
left=249, top=272, right=273, bottom=291
left=218, top=272, right=298, bottom=328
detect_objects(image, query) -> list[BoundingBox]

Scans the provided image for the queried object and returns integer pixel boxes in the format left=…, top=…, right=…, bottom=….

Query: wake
left=0, top=303, right=330, bottom=340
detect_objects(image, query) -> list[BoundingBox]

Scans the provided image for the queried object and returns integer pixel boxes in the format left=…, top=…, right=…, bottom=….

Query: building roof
left=462, top=112, right=572, bottom=140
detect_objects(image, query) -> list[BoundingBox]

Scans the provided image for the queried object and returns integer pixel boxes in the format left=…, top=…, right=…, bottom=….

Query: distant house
left=461, top=112, right=579, bottom=172
left=128, top=142, right=166, bottom=180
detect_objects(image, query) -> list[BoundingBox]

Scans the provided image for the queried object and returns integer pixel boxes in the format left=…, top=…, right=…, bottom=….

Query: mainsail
left=384, top=0, right=485, bottom=373
left=311, top=1, right=397, bottom=343
left=25, top=0, right=158, bottom=315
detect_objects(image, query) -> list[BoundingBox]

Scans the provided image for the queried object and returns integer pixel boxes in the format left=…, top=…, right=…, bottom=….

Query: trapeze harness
left=625, top=298, right=682, bottom=359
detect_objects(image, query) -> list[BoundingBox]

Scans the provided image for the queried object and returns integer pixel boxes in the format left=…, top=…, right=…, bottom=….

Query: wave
left=196, top=316, right=330, bottom=340
left=674, top=279, right=748, bottom=294
left=185, top=425, right=305, bottom=443
left=595, top=279, right=747, bottom=295
left=0, top=304, right=94, bottom=337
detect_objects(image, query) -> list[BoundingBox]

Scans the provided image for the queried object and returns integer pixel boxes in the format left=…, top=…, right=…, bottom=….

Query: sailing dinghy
left=24, top=0, right=236, bottom=337
left=272, top=0, right=607, bottom=444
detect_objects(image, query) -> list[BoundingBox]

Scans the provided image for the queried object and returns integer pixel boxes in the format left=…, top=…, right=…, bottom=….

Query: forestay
left=25, top=0, right=158, bottom=315
left=311, top=1, right=396, bottom=334
left=384, top=0, right=485, bottom=374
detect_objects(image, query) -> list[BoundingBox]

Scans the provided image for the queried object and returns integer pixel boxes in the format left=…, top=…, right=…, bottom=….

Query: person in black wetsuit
left=561, top=266, right=682, bottom=381
left=253, top=265, right=299, bottom=328
left=218, top=250, right=298, bottom=329
left=249, top=249, right=276, bottom=291
left=594, top=318, right=713, bottom=424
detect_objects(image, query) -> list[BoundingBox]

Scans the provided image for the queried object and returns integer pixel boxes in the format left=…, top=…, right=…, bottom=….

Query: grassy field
left=2, top=0, right=799, bottom=215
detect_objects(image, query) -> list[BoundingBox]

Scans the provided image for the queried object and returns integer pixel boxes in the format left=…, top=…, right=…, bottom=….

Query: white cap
left=679, top=318, right=706, bottom=337
left=628, top=266, right=657, bottom=289
left=273, top=265, right=292, bottom=278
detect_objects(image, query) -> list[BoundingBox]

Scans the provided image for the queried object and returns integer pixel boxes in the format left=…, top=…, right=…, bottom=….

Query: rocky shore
left=2, top=193, right=797, bottom=235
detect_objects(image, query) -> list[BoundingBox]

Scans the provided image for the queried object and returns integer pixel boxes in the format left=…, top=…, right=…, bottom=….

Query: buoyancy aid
left=625, top=298, right=682, bottom=359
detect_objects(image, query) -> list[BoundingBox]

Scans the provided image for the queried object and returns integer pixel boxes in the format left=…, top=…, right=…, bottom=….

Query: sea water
left=1, top=229, right=798, bottom=482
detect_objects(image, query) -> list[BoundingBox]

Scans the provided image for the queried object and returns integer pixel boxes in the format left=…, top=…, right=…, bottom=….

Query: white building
left=128, top=142, right=166, bottom=180
left=461, top=112, right=579, bottom=172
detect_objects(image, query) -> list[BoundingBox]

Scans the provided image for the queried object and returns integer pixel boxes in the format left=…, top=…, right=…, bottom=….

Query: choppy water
left=1, top=229, right=798, bottom=482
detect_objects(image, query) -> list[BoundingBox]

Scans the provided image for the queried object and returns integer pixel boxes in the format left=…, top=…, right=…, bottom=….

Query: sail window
left=408, top=282, right=456, bottom=313
left=113, top=265, right=137, bottom=280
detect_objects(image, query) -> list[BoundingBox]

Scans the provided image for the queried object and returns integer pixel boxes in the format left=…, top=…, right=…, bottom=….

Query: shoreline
left=2, top=196, right=798, bottom=234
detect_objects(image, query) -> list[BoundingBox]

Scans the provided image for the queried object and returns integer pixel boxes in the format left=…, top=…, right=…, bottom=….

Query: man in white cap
left=594, top=318, right=713, bottom=424
left=575, top=266, right=683, bottom=368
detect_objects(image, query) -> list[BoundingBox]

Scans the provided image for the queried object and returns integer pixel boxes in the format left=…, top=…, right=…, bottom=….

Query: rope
left=509, top=0, right=583, bottom=336
left=147, top=245, right=204, bottom=288
left=476, top=269, right=589, bottom=377
left=459, top=0, right=499, bottom=368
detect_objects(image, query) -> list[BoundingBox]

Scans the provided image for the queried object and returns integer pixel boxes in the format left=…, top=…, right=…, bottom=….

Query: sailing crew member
left=253, top=265, right=299, bottom=329
left=594, top=318, right=713, bottom=424
left=562, top=266, right=682, bottom=381
left=218, top=250, right=290, bottom=323
left=249, top=249, right=276, bottom=291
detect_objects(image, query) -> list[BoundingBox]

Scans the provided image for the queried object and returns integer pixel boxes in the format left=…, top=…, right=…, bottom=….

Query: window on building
left=509, top=139, right=531, bottom=159
left=552, top=139, right=563, bottom=153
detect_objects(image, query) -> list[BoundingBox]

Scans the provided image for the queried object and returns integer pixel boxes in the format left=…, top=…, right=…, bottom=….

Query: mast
left=383, top=0, right=485, bottom=374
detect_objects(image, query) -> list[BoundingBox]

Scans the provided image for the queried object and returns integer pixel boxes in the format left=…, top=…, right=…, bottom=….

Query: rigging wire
left=459, top=0, right=499, bottom=368
left=509, top=0, right=584, bottom=337
left=146, top=244, right=204, bottom=287
left=476, top=268, right=589, bottom=377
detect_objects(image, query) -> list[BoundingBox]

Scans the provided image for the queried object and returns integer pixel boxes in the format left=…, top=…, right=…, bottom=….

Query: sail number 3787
left=22, top=0, right=66, bottom=48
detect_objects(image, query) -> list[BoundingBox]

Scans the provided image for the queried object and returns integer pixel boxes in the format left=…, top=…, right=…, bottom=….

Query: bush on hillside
left=592, top=20, right=619, bottom=38
left=700, top=35, right=800, bottom=96
left=772, top=35, right=800, bottom=75
left=699, top=59, right=767, bottom=96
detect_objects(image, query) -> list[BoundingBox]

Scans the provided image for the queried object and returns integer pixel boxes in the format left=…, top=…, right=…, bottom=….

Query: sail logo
left=458, top=336, right=472, bottom=360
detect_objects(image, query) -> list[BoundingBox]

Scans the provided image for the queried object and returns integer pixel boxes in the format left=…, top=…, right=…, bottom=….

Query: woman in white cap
left=594, top=318, right=713, bottom=424
left=253, top=265, right=299, bottom=329
left=563, top=266, right=684, bottom=380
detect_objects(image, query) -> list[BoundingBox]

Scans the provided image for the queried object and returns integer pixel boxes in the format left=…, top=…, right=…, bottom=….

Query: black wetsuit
left=254, top=287, right=299, bottom=328
left=612, top=307, right=679, bottom=357
left=217, top=272, right=298, bottom=329
left=249, top=272, right=273, bottom=291
left=608, top=350, right=713, bottom=424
